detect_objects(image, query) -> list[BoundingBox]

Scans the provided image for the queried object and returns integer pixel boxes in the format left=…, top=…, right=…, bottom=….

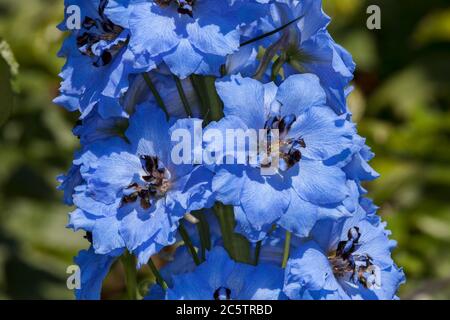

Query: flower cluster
left=57, top=0, right=405, bottom=300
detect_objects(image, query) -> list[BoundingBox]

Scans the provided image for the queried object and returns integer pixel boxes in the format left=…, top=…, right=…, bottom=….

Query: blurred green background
left=0, top=0, right=449, bottom=299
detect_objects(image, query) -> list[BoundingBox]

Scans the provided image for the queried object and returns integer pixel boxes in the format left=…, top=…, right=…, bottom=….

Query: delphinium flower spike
left=56, top=0, right=404, bottom=300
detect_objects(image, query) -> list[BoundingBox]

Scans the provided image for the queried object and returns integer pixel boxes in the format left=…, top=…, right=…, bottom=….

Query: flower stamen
left=213, top=287, right=232, bottom=300
left=328, top=227, right=382, bottom=289
left=263, top=114, right=306, bottom=170
left=155, top=0, right=196, bottom=17
left=120, top=155, right=171, bottom=209
left=76, top=0, right=126, bottom=67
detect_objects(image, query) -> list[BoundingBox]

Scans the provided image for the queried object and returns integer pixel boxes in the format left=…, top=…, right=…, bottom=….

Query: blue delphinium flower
left=227, top=0, right=355, bottom=114
left=208, top=74, right=357, bottom=241
left=254, top=181, right=368, bottom=266
left=54, top=0, right=405, bottom=302
left=269, top=0, right=355, bottom=114
left=148, top=247, right=285, bottom=300
left=283, top=212, right=405, bottom=300
left=106, top=0, right=268, bottom=79
left=54, top=0, right=147, bottom=119
left=74, top=246, right=123, bottom=300
left=69, top=103, right=214, bottom=267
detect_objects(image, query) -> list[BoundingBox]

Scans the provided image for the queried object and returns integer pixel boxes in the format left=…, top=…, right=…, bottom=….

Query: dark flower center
left=213, top=287, right=232, bottom=300
left=263, top=114, right=306, bottom=170
left=328, top=227, right=381, bottom=289
left=76, top=0, right=126, bottom=67
left=121, top=155, right=170, bottom=210
left=84, top=231, right=93, bottom=243
left=155, top=0, right=196, bottom=17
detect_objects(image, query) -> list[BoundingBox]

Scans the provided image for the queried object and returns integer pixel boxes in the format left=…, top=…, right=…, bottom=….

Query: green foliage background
left=0, top=0, right=449, bottom=299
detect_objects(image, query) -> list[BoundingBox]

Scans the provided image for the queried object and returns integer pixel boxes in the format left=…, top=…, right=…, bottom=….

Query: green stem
left=193, top=211, right=211, bottom=261
left=271, top=52, right=287, bottom=81
left=202, top=76, right=223, bottom=122
left=142, top=73, right=169, bottom=119
left=189, top=75, right=210, bottom=122
left=214, top=204, right=252, bottom=264
left=189, top=75, right=223, bottom=124
left=148, top=258, right=168, bottom=291
left=281, top=231, right=292, bottom=269
left=173, top=75, right=193, bottom=117
left=215, top=204, right=235, bottom=256
left=254, top=32, right=290, bottom=80
left=179, top=222, right=201, bottom=265
left=220, top=64, right=227, bottom=77
left=121, top=251, right=137, bottom=300
left=254, top=240, right=262, bottom=265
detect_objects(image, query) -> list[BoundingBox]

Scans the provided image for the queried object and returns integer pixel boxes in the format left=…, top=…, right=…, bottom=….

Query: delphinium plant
left=56, top=0, right=405, bottom=300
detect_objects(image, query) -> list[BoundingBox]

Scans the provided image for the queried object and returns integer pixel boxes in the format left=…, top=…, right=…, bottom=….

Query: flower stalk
left=143, top=73, right=169, bottom=119
left=214, top=204, right=251, bottom=264
left=179, top=221, right=201, bottom=266
left=173, top=75, right=193, bottom=117
left=193, top=211, right=211, bottom=261
left=281, top=231, right=292, bottom=269
left=121, top=251, right=138, bottom=300
left=148, top=258, right=168, bottom=291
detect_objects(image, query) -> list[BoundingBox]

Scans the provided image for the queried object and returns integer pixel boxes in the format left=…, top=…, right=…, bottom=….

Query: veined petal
left=290, top=159, right=348, bottom=205
left=277, top=74, right=326, bottom=116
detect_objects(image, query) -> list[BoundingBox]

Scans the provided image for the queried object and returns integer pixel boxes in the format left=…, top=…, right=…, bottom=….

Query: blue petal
left=163, top=39, right=203, bottom=79
left=203, top=116, right=250, bottom=165
left=297, top=0, right=331, bottom=41
left=92, top=216, right=125, bottom=254
left=171, top=166, right=215, bottom=212
left=166, top=247, right=284, bottom=300
left=234, top=263, right=285, bottom=300
left=74, top=247, right=122, bottom=300
left=239, top=167, right=290, bottom=231
left=186, top=21, right=240, bottom=56
left=119, top=203, right=178, bottom=253
left=212, top=165, right=246, bottom=206
left=276, top=74, right=326, bottom=116
left=234, top=205, right=269, bottom=242
left=216, top=75, right=268, bottom=129
left=57, top=165, right=83, bottom=206
left=298, top=32, right=355, bottom=114
left=125, top=103, right=170, bottom=164
left=284, top=241, right=339, bottom=299
left=67, top=209, right=96, bottom=232
left=278, top=190, right=319, bottom=237
left=128, top=3, right=179, bottom=58
left=352, top=221, right=395, bottom=269
left=87, top=150, right=141, bottom=205
left=72, top=185, right=122, bottom=218
left=290, top=160, right=348, bottom=205
left=287, top=107, right=355, bottom=161
left=344, top=151, right=379, bottom=181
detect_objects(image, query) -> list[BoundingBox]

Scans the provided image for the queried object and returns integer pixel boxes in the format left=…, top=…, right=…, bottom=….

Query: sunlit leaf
left=0, top=39, right=19, bottom=126
left=413, top=9, right=450, bottom=46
